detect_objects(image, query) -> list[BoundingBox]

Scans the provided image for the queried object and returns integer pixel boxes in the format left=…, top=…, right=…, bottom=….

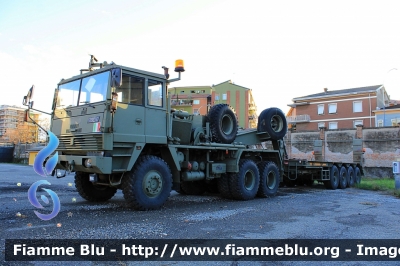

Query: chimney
left=324, top=88, right=328, bottom=93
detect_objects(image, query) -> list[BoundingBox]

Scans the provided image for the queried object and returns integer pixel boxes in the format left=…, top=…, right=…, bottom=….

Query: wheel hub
left=221, top=114, right=233, bottom=135
left=267, top=171, right=276, bottom=189
left=244, top=170, right=255, bottom=191
left=270, top=115, right=283, bottom=132
left=143, top=172, right=163, bottom=197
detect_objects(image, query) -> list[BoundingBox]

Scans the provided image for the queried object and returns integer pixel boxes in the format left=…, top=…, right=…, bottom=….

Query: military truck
left=22, top=56, right=363, bottom=210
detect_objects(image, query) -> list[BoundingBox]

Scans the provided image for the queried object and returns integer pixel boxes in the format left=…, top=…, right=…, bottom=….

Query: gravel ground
left=1, top=163, right=400, bottom=266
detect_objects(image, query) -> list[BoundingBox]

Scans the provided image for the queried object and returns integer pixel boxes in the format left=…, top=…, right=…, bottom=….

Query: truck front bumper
left=57, top=155, right=113, bottom=174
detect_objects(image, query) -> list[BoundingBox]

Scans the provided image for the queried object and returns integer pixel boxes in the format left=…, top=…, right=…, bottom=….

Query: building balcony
left=286, top=114, right=310, bottom=123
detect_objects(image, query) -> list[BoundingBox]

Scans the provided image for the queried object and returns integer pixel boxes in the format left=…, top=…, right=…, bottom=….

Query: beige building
left=168, top=80, right=258, bottom=129
left=0, top=105, right=40, bottom=143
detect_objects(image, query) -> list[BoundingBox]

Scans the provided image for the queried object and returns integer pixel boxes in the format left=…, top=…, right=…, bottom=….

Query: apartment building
left=168, top=80, right=258, bottom=128
left=0, top=105, right=39, bottom=143
left=286, top=85, right=389, bottom=131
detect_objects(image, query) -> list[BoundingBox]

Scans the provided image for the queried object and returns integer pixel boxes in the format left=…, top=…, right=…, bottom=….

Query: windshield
left=57, top=71, right=110, bottom=107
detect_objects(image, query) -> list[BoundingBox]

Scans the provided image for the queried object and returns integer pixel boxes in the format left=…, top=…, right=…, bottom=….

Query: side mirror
left=23, top=85, right=35, bottom=106
left=111, top=68, right=122, bottom=88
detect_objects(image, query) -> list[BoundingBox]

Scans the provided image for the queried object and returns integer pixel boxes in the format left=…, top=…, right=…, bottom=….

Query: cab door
left=113, top=75, right=145, bottom=143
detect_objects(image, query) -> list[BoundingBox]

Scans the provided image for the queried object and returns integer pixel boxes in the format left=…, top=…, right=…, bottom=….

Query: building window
left=377, top=120, right=383, bottom=127
left=354, top=120, right=363, bottom=127
left=317, top=104, right=324, bottom=115
left=329, top=122, right=338, bottom=129
left=318, top=122, right=325, bottom=129
left=222, top=94, right=227, bottom=100
left=180, top=90, right=185, bottom=94
left=353, top=101, right=362, bottom=112
left=391, top=118, right=400, bottom=126
left=328, top=103, right=337, bottom=114
left=193, top=100, right=200, bottom=105
left=215, top=95, right=219, bottom=100
left=193, top=108, right=199, bottom=115
left=201, top=90, right=206, bottom=93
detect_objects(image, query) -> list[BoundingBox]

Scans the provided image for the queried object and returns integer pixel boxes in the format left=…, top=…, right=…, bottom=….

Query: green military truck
left=23, top=56, right=363, bottom=210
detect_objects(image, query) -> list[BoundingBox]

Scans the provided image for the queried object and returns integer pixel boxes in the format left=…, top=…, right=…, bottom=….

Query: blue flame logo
left=29, top=131, right=60, bottom=220
left=28, top=180, right=60, bottom=220
left=33, top=131, right=59, bottom=177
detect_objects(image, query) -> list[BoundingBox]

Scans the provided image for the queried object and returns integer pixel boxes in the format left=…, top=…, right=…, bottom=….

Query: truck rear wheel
left=122, top=155, right=172, bottom=210
left=257, top=107, right=287, bottom=140
left=207, top=104, right=238, bottom=144
left=354, top=166, right=362, bottom=184
left=75, top=172, right=117, bottom=202
left=229, top=160, right=260, bottom=200
left=324, top=165, right=339, bottom=189
left=180, top=180, right=206, bottom=195
left=218, top=174, right=232, bottom=199
left=338, top=166, right=348, bottom=189
left=347, top=166, right=355, bottom=187
left=257, top=161, right=279, bottom=197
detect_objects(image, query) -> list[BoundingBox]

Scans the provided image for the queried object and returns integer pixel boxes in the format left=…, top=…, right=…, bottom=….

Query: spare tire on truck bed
left=207, top=104, right=238, bottom=144
left=257, top=107, right=287, bottom=140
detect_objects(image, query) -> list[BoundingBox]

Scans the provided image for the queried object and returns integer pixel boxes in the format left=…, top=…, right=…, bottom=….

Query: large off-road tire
left=257, top=161, right=280, bottom=197
left=122, top=155, right=172, bottom=210
left=217, top=174, right=232, bottom=199
left=324, top=165, right=339, bottom=189
left=338, top=166, right=348, bottom=189
left=74, top=172, right=117, bottom=202
left=257, top=107, right=287, bottom=140
left=347, top=166, right=355, bottom=187
left=354, top=166, right=362, bottom=184
left=229, top=160, right=260, bottom=200
left=207, top=104, right=238, bottom=144
left=180, top=180, right=207, bottom=195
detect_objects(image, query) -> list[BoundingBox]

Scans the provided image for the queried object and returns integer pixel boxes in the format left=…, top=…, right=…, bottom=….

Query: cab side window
left=116, top=75, right=144, bottom=105
left=148, top=79, right=163, bottom=107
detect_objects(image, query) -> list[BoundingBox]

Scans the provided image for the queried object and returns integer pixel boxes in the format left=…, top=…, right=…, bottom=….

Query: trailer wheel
left=257, top=107, right=287, bottom=140
left=257, top=161, right=279, bottom=197
left=218, top=174, right=232, bottom=199
left=338, top=166, right=348, bottom=189
left=229, top=160, right=260, bottom=200
left=75, top=172, right=117, bottom=202
left=207, top=104, right=238, bottom=144
left=180, top=180, right=206, bottom=195
left=122, top=155, right=172, bottom=210
left=347, top=167, right=355, bottom=187
left=354, top=166, right=362, bottom=184
left=324, top=165, right=339, bottom=189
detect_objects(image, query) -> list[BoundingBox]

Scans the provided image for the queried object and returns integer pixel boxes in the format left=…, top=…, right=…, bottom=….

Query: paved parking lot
left=1, top=163, right=400, bottom=265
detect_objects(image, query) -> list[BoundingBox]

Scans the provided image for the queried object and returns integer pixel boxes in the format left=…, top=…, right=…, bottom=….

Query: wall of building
left=287, top=126, right=400, bottom=178
left=213, top=82, right=249, bottom=128
left=294, top=94, right=378, bottom=131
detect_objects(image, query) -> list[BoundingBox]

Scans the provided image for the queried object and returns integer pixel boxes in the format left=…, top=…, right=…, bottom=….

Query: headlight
left=84, top=158, right=92, bottom=168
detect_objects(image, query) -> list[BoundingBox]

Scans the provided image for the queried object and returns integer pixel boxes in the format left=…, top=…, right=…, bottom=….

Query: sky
left=2, top=0, right=400, bottom=115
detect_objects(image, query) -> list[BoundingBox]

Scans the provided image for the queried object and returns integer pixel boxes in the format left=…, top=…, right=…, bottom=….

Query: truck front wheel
left=122, top=155, right=172, bottom=210
left=75, top=172, right=117, bottom=202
